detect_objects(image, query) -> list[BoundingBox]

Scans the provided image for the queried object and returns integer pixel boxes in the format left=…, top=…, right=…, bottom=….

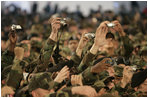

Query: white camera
left=85, top=33, right=95, bottom=39
left=107, top=23, right=115, bottom=28
left=11, top=24, right=22, bottom=30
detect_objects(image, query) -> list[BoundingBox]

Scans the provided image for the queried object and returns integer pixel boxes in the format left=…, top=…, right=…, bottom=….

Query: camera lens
left=106, top=32, right=115, bottom=39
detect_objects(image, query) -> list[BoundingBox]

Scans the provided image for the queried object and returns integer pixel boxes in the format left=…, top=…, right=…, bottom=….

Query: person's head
left=28, top=72, right=55, bottom=97
left=68, top=36, right=79, bottom=53
left=69, top=21, right=78, bottom=33
left=131, top=69, right=147, bottom=93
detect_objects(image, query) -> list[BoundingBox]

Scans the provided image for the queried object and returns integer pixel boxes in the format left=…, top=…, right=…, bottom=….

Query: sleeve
left=33, top=38, right=56, bottom=73
left=5, top=58, right=24, bottom=90
left=120, top=35, right=134, bottom=58
left=77, top=51, right=96, bottom=73
left=81, top=67, right=98, bottom=85
left=1, top=50, right=15, bottom=71
left=46, top=87, right=84, bottom=97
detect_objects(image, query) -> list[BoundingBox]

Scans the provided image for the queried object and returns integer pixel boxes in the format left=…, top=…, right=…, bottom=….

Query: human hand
left=121, top=66, right=134, bottom=88
left=14, top=47, right=24, bottom=60
left=54, top=66, right=70, bottom=83
left=94, top=21, right=110, bottom=46
left=49, top=17, right=61, bottom=33
left=1, top=86, right=15, bottom=97
left=49, top=17, right=61, bottom=42
left=97, top=88, right=106, bottom=96
left=90, top=21, right=109, bottom=55
left=71, top=75, right=83, bottom=86
left=91, top=58, right=111, bottom=74
left=71, top=86, right=97, bottom=97
left=76, top=32, right=89, bottom=57
left=9, top=31, right=17, bottom=44
left=110, top=20, right=125, bottom=36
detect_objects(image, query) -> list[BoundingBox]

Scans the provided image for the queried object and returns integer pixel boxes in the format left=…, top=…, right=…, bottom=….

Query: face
left=31, top=37, right=42, bottom=42
left=99, top=38, right=119, bottom=56
left=69, top=25, right=78, bottom=33
left=32, top=88, right=54, bottom=97
left=68, top=40, right=79, bottom=52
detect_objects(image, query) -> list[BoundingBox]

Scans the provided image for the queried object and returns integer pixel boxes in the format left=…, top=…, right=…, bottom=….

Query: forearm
left=77, top=50, right=96, bottom=72
left=120, top=34, right=133, bottom=58
left=34, top=38, right=56, bottom=73
left=90, top=43, right=98, bottom=55
left=6, top=58, right=24, bottom=90
left=49, top=31, right=58, bottom=42
left=2, top=50, right=15, bottom=71
left=81, top=67, right=97, bottom=84
left=76, top=48, right=83, bottom=58
left=8, top=43, right=15, bottom=52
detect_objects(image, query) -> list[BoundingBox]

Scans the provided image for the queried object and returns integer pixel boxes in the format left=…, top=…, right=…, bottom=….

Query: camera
left=11, top=24, right=22, bottom=30
left=84, top=33, right=95, bottom=39
left=52, top=14, right=67, bottom=27
left=130, top=66, right=137, bottom=72
left=106, top=32, right=115, bottom=39
left=107, top=23, right=115, bottom=28
left=60, top=18, right=67, bottom=27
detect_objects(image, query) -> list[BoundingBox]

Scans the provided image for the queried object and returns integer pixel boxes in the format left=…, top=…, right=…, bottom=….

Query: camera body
left=11, top=24, right=22, bottom=30
left=60, top=18, right=67, bottom=27
left=107, top=23, right=115, bottom=28
left=84, top=33, right=95, bottom=39
left=52, top=14, right=67, bottom=27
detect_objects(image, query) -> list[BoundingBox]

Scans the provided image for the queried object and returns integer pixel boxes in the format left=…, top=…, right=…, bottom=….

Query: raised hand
left=90, top=21, right=110, bottom=55
left=71, top=86, right=97, bottom=97
left=49, top=17, right=61, bottom=42
left=95, top=21, right=110, bottom=47
left=9, top=31, right=17, bottom=44
left=54, top=66, right=70, bottom=83
left=91, top=58, right=112, bottom=74
left=71, top=75, right=83, bottom=86
left=1, top=86, right=15, bottom=97
left=111, top=20, right=126, bottom=36
left=49, top=17, right=61, bottom=33
left=121, top=66, right=134, bottom=88
left=14, top=47, right=24, bottom=60
left=76, top=32, right=89, bottom=57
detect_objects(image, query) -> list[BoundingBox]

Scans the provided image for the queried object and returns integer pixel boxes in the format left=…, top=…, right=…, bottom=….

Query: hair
left=27, top=33, right=39, bottom=40
left=131, top=69, right=147, bottom=88
left=68, top=36, right=79, bottom=42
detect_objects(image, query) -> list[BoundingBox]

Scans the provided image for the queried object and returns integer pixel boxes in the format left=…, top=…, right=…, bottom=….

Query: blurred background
left=1, top=1, right=147, bottom=54
left=1, top=1, right=147, bottom=16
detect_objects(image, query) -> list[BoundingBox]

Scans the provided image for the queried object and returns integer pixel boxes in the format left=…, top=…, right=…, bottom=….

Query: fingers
left=85, top=86, right=97, bottom=97
left=59, top=66, right=70, bottom=78
left=49, top=17, right=61, bottom=23
left=71, top=75, right=83, bottom=86
left=100, top=21, right=110, bottom=27
left=112, top=20, right=119, bottom=24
